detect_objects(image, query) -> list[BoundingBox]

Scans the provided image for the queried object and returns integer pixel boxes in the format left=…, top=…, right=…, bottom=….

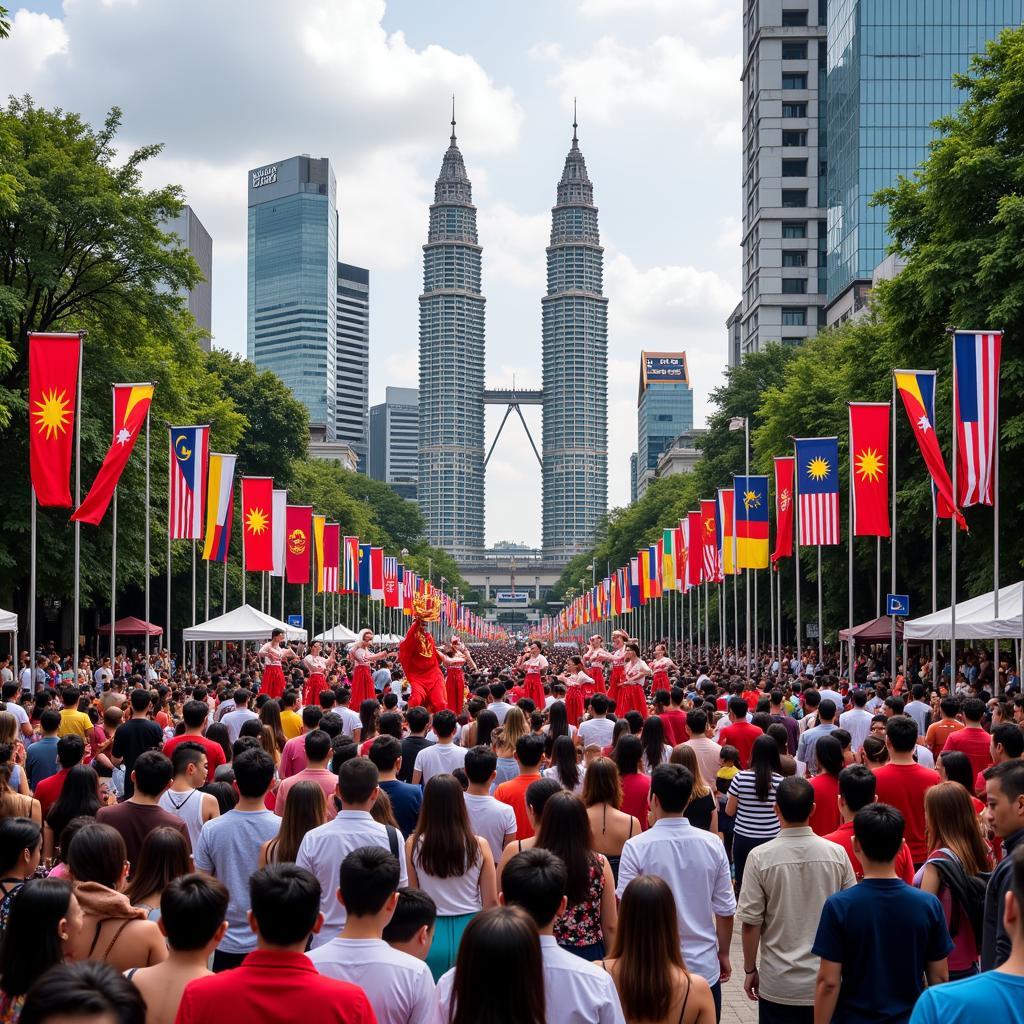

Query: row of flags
left=543, top=331, right=1002, bottom=638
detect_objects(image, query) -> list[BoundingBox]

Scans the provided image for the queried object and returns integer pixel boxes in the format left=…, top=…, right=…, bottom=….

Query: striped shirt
left=728, top=770, right=783, bottom=838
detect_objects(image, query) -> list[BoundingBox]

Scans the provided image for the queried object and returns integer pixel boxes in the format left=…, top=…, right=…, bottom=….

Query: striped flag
left=795, top=437, right=840, bottom=545
left=700, top=499, right=721, bottom=582
left=687, top=511, right=703, bottom=587
left=169, top=426, right=210, bottom=540
left=953, top=330, right=1002, bottom=507
left=313, top=515, right=326, bottom=593
left=383, top=556, right=399, bottom=608
left=323, top=524, right=340, bottom=592
left=202, top=453, right=236, bottom=563
left=269, top=489, right=288, bottom=578
left=662, top=528, right=676, bottom=591
left=343, top=536, right=359, bottom=593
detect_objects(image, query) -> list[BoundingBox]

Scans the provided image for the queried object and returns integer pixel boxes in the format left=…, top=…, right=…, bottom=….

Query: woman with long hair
left=204, top=723, right=232, bottom=767
left=124, top=828, right=191, bottom=921
left=44, top=765, right=101, bottom=863
left=532, top=792, right=616, bottom=960
left=0, top=717, right=27, bottom=797
left=544, top=735, right=583, bottom=794
left=492, top=706, right=528, bottom=790
left=725, top=734, right=783, bottom=892
left=441, top=636, right=476, bottom=716
left=582, top=758, right=642, bottom=885
left=258, top=701, right=287, bottom=756
left=582, top=635, right=610, bottom=697
left=640, top=716, right=671, bottom=775
left=349, top=629, right=388, bottom=708
left=617, top=644, right=652, bottom=720
left=302, top=640, right=336, bottom=708
left=495, top=778, right=563, bottom=877
left=545, top=700, right=574, bottom=745
left=357, top=699, right=381, bottom=757
left=514, top=642, right=548, bottom=710
left=602, top=875, right=716, bottom=1024
left=0, top=747, right=38, bottom=825
left=259, top=781, right=326, bottom=867
left=938, top=750, right=986, bottom=814
left=407, top=773, right=496, bottom=980
left=670, top=745, right=718, bottom=834
left=808, top=735, right=844, bottom=836
left=557, top=656, right=590, bottom=726
left=0, top=818, right=42, bottom=936
left=438, top=906, right=545, bottom=1024
left=474, top=709, right=499, bottom=750
left=0, top=878, right=84, bottom=1022
left=612, top=735, right=651, bottom=830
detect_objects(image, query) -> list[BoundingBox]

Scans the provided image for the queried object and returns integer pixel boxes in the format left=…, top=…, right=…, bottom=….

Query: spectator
left=0, top=817, right=42, bottom=932
left=34, top=735, right=84, bottom=821
left=719, top=698, right=762, bottom=769
left=543, top=735, right=584, bottom=794
left=111, top=691, right=164, bottom=800
left=278, top=705, right=323, bottom=779
left=576, top=694, right=616, bottom=751
left=382, top=887, right=437, bottom=962
left=942, top=698, right=993, bottom=782
left=683, top=709, right=722, bottom=790
left=56, top=687, right=91, bottom=740
left=807, top=735, right=844, bottom=836
left=462, top=745, right=517, bottom=862
left=838, top=691, right=872, bottom=754
left=369, top=735, right=422, bottom=838
left=796, top=699, right=839, bottom=776
left=273, top=730, right=338, bottom=821
left=726, top=735, right=784, bottom=893
left=259, top=780, right=326, bottom=867
left=163, top=701, right=227, bottom=777
left=158, top=743, right=220, bottom=851
left=19, top=962, right=145, bottom=1024
left=25, top=709, right=61, bottom=791
left=411, top=711, right=466, bottom=785
left=495, top=734, right=546, bottom=839
left=671, top=745, right=719, bottom=834
left=43, top=764, right=101, bottom=863
left=982, top=759, right=1024, bottom=970
left=398, top=706, right=433, bottom=784
left=219, top=689, right=258, bottom=746
left=610, top=735, right=652, bottom=832
left=925, top=697, right=963, bottom=761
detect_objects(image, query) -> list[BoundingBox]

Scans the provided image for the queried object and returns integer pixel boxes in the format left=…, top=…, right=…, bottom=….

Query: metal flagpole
left=951, top=345, right=958, bottom=685
left=769, top=561, right=775, bottom=676
left=166, top=427, right=173, bottom=663
left=732, top=570, right=739, bottom=660
left=241, top=563, right=246, bottom=606
left=795, top=443, right=802, bottom=665
left=204, top=556, right=210, bottom=672
left=704, top=582, right=710, bottom=658
left=816, top=545, right=823, bottom=666
left=73, top=333, right=84, bottom=681
left=848, top=405, right=855, bottom=674
left=932, top=511, right=938, bottom=685
left=222, top=560, right=227, bottom=667
left=890, top=374, right=897, bottom=681
left=744, top=419, right=751, bottom=683
left=191, top=541, right=196, bottom=671
left=29, top=491, right=36, bottom=665
left=993, top=350, right=1001, bottom=689
left=144, top=410, right=151, bottom=662
left=754, top=570, right=759, bottom=677
left=110, top=489, right=117, bottom=664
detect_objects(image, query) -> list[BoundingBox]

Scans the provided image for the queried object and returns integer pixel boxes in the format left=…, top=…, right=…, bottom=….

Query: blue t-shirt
left=812, top=878, right=953, bottom=1024
left=910, top=972, right=1024, bottom=1024
left=379, top=779, right=423, bottom=839
left=25, top=736, right=59, bottom=791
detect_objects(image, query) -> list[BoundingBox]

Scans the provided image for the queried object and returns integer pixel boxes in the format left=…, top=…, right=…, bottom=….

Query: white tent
left=182, top=604, right=307, bottom=643
left=375, top=633, right=403, bottom=645
left=313, top=624, right=360, bottom=644
left=904, top=582, right=1024, bottom=641
left=0, top=608, right=16, bottom=655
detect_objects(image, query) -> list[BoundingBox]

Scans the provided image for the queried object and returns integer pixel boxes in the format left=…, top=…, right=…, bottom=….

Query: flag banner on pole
left=678, top=519, right=690, bottom=592
left=953, top=331, right=1002, bottom=507
left=894, top=370, right=967, bottom=529
left=629, top=556, right=641, bottom=607
left=687, top=512, right=703, bottom=587
left=28, top=332, right=81, bottom=507
left=285, top=505, right=312, bottom=584
left=202, top=453, right=236, bottom=563
left=358, top=543, right=371, bottom=596
left=323, top=524, right=340, bottom=593
left=794, top=438, right=840, bottom=545
left=849, top=403, right=890, bottom=537
left=240, top=476, right=274, bottom=571
left=269, top=489, right=288, bottom=578
left=313, top=515, right=326, bottom=593
left=674, top=522, right=686, bottom=588
left=771, top=457, right=795, bottom=563
left=648, top=544, right=662, bottom=599
left=402, top=567, right=415, bottom=614
left=734, top=476, right=770, bottom=569
left=343, top=536, right=359, bottom=593
left=662, top=529, right=676, bottom=592
left=638, top=549, right=650, bottom=604
left=718, top=489, right=735, bottom=575
left=383, top=556, right=400, bottom=608
left=72, top=383, right=155, bottom=525
left=701, top=499, right=722, bottom=582
left=169, top=426, right=210, bottom=540
left=370, top=547, right=384, bottom=600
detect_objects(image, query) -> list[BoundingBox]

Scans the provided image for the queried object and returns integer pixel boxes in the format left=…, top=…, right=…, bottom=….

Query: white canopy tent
left=313, top=624, right=360, bottom=644
left=904, top=582, right=1024, bottom=641
left=182, top=604, right=307, bottom=643
left=0, top=608, right=16, bottom=656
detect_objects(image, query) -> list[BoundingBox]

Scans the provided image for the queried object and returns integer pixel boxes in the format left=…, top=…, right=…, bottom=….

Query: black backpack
left=930, top=854, right=989, bottom=942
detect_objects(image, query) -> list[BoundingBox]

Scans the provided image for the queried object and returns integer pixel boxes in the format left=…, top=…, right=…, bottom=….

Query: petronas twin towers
left=418, top=113, right=608, bottom=565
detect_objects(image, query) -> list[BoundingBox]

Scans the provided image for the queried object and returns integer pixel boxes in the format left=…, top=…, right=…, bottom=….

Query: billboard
left=642, top=352, right=689, bottom=387
left=495, top=591, right=529, bottom=606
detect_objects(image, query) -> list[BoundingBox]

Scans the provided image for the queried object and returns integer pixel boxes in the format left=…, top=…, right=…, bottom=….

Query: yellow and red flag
left=29, top=333, right=81, bottom=508
left=240, top=476, right=274, bottom=571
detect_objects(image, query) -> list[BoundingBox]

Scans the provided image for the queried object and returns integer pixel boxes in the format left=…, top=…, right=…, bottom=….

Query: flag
left=203, top=454, right=236, bottom=563
left=402, top=566, right=415, bottom=614
left=270, top=489, right=288, bottom=578
left=323, top=525, right=340, bottom=592
left=771, top=457, right=795, bottom=563
left=849, top=403, right=890, bottom=537
left=734, top=475, right=770, bottom=569
left=701, top=499, right=721, bottom=581
left=718, top=488, right=735, bottom=575
left=313, top=515, right=326, bottom=593
left=29, top=333, right=81, bottom=507
left=72, top=383, right=155, bottom=525
left=343, top=536, right=359, bottom=593
left=358, top=544, right=371, bottom=595
left=285, top=505, right=312, bottom=584
left=240, top=477, right=274, bottom=571
left=678, top=519, right=690, bottom=592
left=894, top=370, right=967, bottom=530
left=168, top=426, right=210, bottom=540
left=648, top=544, right=662, bottom=599
left=662, top=528, right=676, bottom=591
left=383, top=557, right=399, bottom=608
left=687, top=511, right=703, bottom=587
left=674, top=522, right=686, bottom=587
left=370, top=547, right=385, bottom=601
left=638, top=549, right=650, bottom=604
left=953, top=331, right=1002, bottom=507
left=795, top=437, right=840, bottom=545
left=629, top=556, right=641, bottom=607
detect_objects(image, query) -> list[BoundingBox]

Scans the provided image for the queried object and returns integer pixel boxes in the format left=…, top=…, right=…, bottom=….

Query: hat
left=412, top=591, right=441, bottom=622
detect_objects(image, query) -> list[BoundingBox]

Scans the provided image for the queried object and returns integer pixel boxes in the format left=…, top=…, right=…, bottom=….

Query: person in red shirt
left=824, top=764, right=916, bottom=883
left=941, top=698, right=993, bottom=789
left=657, top=687, right=690, bottom=747
left=872, top=716, right=939, bottom=866
left=34, top=734, right=85, bottom=820
left=719, top=697, right=763, bottom=769
left=164, top=700, right=227, bottom=776
left=174, top=863, right=377, bottom=1024
left=494, top=733, right=546, bottom=838
left=808, top=735, right=844, bottom=836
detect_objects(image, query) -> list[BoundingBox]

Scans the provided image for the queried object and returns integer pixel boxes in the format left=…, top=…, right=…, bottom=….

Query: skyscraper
left=369, top=386, right=419, bottom=501
left=165, top=205, right=213, bottom=349
left=418, top=114, right=486, bottom=560
left=635, top=352, right=693, bottom=499
left=336, top=262, right=369, bottom=470
left=542, top=117, right=608, bottom=562
left=247, top=155, right=337, bottom=441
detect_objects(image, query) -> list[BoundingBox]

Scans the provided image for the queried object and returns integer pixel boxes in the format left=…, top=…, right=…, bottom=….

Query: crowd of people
left=0, top=625, right=1020, bottom=1024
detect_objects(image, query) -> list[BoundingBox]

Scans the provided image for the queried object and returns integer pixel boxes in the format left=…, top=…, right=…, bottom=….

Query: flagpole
left=204, top=555, right=210, bottom=672
left=144, top=409, right=151, bottom=663
left=110, top=488, right=117, bottom=665
left=876, top=538, right=881, bottom=618
left=769, top=561, right=775, bottom=676
left=794, top=443, right=802, bottom=664
left=890, top=373, right=897, bottom=681
left=221, top=559, right=227, bottom=668
left=931, top=509, right=938, bottom=686
left=816, top=544, right=823, bottom=667
left=732, top=564, right=738, bottom=660
left=29, top=490, right=37, bottom=666
left=166, top=428, right=172, bottom=666
left=993, top=344, right=1001, bottom=690
left=951, top=339, right=958, bottom=685
left=191, top=540, right=196, bottom=672
left=72, top=333, right=84, bottom=682
left=744, top=418, right=751, bottom=683
left=754, top=570, right=759, bottom=677
left=848, top=404, right=854, bottom=675
left=704, top=582, right=709, bottom=658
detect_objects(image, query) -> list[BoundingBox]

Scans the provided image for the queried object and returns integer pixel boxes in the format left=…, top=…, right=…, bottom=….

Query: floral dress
left=553, top=853, right=606, bottom=960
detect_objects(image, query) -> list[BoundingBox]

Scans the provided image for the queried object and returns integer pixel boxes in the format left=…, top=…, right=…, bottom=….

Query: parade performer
left=441, top=635, right=477, bottom=715
left=618, top=642, right=652, bottom=719
left=582, top=635, right=609, bottom=696
left=557, top=655, right=591, bottom=726
left=515, top=640, right=549, bottom=708
left=398, top=592, right=448, bottom=712
left=649, top=643, right=678, bottom=695
left=257, top=628, right=299, bottom=700
left=597, top=630, right=629, bottom=706
left=302, top=640, right=336, bottom=707
left=348, top=628, right=389, bottom=707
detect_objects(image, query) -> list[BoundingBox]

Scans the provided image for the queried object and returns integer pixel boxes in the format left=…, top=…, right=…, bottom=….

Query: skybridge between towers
left=483, top=388, right=544, bottom=469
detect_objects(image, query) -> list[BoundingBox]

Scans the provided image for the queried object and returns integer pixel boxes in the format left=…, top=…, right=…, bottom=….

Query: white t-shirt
left=463, top=793, right=517, bottom=860
left=413, top=837, right=483, bottom=915
left=337, top=706, right=362, bottom=737
left=577, top=717, right=615, bottom=749
left=413, top=742, right=468, bottom=783
left=488, top=700, right=513, bottom=725
left=221, top=707, right=259, bottom=744
left=4, top=701, right=29, bottom=734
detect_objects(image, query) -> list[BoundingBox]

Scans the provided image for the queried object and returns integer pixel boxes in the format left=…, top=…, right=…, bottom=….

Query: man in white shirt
left=839, top=690, right=874, bottom=753
left=617, top=762, right=736, bottom=1019
left=335, top=692, right=362, bottom=738
left=438, top=847, right=625, bottom=1024
left=412, top=710, right=466, bottom=785
left=309, top=846, right=439, bottom=1024
left=575, top=694, right=615, bottom=749
left=463, top=746, right=517, bottom=861
left=220, top=688, right=259, bottom=744
left=93, top=657, right=113, bottom=692
left=486, top=683, right=513, bottom=725
left=297, top=757, right=408, bottom=949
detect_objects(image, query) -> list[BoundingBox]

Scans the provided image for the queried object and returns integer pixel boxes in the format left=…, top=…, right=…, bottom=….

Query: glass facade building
left=542, top=123, right=608, bottom=562
left=369, top=386, right=419, bottom=501
left=336, top=262, right=369, bottom=470
left=636, top=352, right=693, bottom=499
left=247, top=156, right=337, bottom=440
left=165, top=205, right=212, bottom=349
left=827, top=0, right=1024, bottom=312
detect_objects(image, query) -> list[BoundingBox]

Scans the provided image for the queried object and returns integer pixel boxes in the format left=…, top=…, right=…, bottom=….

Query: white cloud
left=2, top=10, right=68, bottom=82
left=478, top=204, right=549, bottom=290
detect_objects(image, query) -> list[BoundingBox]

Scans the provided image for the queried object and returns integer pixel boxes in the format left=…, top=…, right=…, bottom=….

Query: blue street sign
left=886, top=593, right=910, bottom=617
left=287, top=614, right=303, bottom=628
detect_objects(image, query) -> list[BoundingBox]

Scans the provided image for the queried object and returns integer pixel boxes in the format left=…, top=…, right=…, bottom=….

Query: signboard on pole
left=806, top=622, right=819, bottom=639
left=886, top=593, right=910, bottom=617
left=287, top=614, right=303, bottom=628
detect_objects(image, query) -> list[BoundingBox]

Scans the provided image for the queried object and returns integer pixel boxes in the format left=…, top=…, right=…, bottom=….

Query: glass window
left=782, top=221, right=807, bottom=238
left=781, top=189, right=807, bottom=207
left=782, top=74, right=808, bottom=89
left=781, top=10, right=807, bottom=26
left=781, top=41, right=808, bottom=60
left=782, top=130, right=808, bottom=146
left=782, top=159, right=808, bottom=177
left=781, top=307, right=807, bottom=326
left=781, top=278, right=808, bottom=294
left=782, top=251, right=807, bottom=267
left=782, top=103, right=807, bottom=118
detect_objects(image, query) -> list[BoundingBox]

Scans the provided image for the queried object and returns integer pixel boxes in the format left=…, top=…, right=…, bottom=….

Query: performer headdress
left=413, top=591, right=442, bottom=622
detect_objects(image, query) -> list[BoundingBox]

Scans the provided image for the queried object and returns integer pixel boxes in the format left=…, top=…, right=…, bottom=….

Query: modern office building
left=369, top=386, right=419, bottom=501
left=629, top=452, right=638, bottom=504
left=418, top=115, right=486, bottom=560
left=655, top=429, right=706, bottom=482
left=165, top=205, right=213, bottom=348
left=247, top=155, right=338, bottom=441
left=336, top=262, right=369, bottom=470
left=826, top=0, right=1024, bottom=323
left=541, top=118, right=608, bottom=562
left=635, top=352, right=693, bottom=499
left=726, top=302, right=743, bottom=369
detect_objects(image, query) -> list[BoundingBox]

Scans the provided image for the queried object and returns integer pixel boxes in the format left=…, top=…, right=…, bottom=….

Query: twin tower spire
left=418, top=100, right=608, bottom=566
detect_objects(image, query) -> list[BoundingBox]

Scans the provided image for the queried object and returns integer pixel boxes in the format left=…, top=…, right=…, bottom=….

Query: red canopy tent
left=838, top=615, right=904, bottom=643
left=96, top=616, right=163, bottom=637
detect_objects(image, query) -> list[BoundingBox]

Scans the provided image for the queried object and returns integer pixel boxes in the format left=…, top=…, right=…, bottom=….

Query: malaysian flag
left=795, top=437, right=840, bottom=545
left=169, top=425, right=209, bottom=540
left=954, top=330, right=1002, bottom=507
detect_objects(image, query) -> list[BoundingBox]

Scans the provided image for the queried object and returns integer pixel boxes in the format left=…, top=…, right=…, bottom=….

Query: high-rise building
left=336, top=262, right=369, bottom=470
left=635, top=352, right=693, bottom=499
left=826, top=0, right=1024, bottom=323
left=542, top=118, right=608, bottom=562
left=737, top=2, right=828, bottom=362
left=726, top=302, right=742, bottom=369
left=165, top=205, right=213, bottom=349
left=418, top=115, right=486, bottom=560
left=247, top=155, right=338, bottom=441
left=369, top=386, right=419, bottom=501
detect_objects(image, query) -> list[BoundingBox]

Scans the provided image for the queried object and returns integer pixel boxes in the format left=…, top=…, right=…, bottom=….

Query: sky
left=0, top=0, right=742, bottom=548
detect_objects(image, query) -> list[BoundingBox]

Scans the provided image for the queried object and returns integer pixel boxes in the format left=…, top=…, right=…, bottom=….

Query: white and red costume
left=258, top=641, right=291, bottom=699
left=520, top=654, right=548, bottom=707
left=617, top=657, right=651, bottom=719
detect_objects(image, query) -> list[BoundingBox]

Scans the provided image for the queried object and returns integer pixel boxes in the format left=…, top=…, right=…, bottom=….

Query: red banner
left=687, top=511, right=703, bottom=586
left=241, top=477, right=274, bottom=571
left=29, top=333, right=81, bottom=507
left=771, top=457, right=795, bottom=563
left=285, top=505, right=312, bottom=584
left=323, top=524, right=340, bottom=592
left=849, top=403, right=890, bottom=537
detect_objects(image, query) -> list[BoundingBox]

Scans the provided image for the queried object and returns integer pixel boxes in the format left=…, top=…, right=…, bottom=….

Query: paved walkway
left=720, top=930, right=758, bottom=1024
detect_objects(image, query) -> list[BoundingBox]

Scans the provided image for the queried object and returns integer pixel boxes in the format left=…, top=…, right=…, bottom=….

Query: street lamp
left=729, top=416, right=751, bottom=683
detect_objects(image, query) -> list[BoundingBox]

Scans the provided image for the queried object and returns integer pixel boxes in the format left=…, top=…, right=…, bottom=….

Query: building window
left=782, top=278, right=808, bottom=294
left=782, top=159, right=807, bottom=177
left=782, top=337, right=803, bottom=346
left=782, top=251, right=807, bottom=267
left=781, top=9, right=807, bottom=26
left=782, top=130, right=807, bottom=147
left=782, top=307, right=807, bottom=326
left=781, top=189, right=807, bottom=208
left=782, top=73, right=807, bottom=90
left=781, top=41, right=807, bottom=59
left=782, top=103, right=807, bottom=118
left=782, top=221, right=807, bottom=238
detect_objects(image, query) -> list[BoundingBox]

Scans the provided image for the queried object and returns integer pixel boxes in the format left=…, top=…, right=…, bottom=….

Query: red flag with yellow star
left=72, top=383, right=154, bottom=525
left=29, top=333, right=81, bottom=507
left=849, top=402, right=890, bottom=537
left=240, top=476, right=274, bottom=571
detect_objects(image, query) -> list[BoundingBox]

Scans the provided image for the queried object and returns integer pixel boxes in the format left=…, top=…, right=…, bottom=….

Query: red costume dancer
left=442, top=637, right=477, bottom=715
left=398, top=595, right=448, bottom=712
left=516, top=642, right=548, bottom=708
left=349, top=629, right=387, bottom=707
left=258, top=629, right=298, bottom=699
left=558, top=656, right=589, bottom=726
left=302, top=641, right=335, bottom=707
left=583, top=636, right=608, bottom=696
left=649, top=644, right=677, bottom=696
left=604, top=631, right=629, bottom=707
left=617, top=644, right=651, bottom=719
